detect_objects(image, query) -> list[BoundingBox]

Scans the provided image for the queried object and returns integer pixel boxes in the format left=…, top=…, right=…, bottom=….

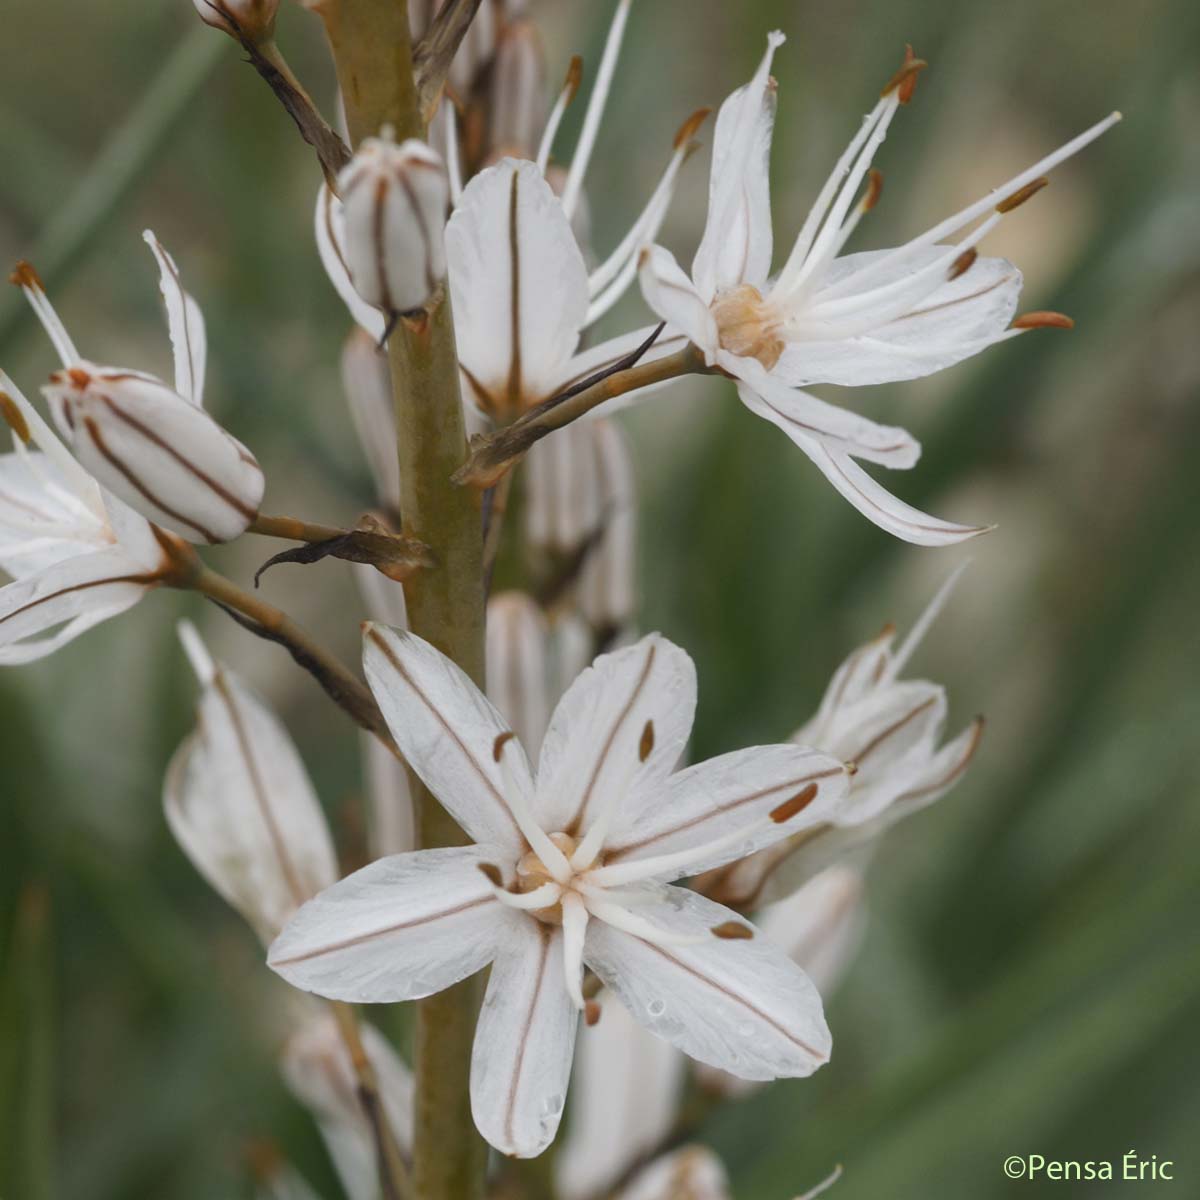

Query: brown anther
left=1011, top=310, right=1075, bottom=331
left=492, top=730, right=516, bottom=762
left=882, top=45, right=927, bottom=103
left=769, top=782, right=819, bottom=824
left=674, top=106, right=713, bottom=151
left=862, top=168, right=884, bottom=212
left=477, top=862, right=504, bottom=888
left=845, top=761, right=860, bottom=777
left=0, top=392, right=30, bottom=444
left=996, top=177, right=1049, bottom=214
left=563, top=55, right=583, bottom=104
left=638, top=719, right=656, bottom=763
left=584, top=1000, right=602, bottom=1027
left=711, top=921, right=755, bottom=941
left=9, top=260, right=44, bottom=290
left=948, top=247, right=978, bottom=281
left=878, top=621, right=897, bottom=640
left=66, top=367, right=91, bottom=389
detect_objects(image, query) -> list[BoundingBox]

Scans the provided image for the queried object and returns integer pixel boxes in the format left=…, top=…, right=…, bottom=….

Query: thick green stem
left=316, top=4, right=487, bottom=1198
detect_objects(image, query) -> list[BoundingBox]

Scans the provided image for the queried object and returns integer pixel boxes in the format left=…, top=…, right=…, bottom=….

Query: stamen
left=584, top=1000, right=602, bottom=1026
left=584, top=896, right=708, bottom=947
left=813, top=112, right=1121, bottom=300
left=585, top=109, right=710, bottom=311
left=570, top=733, right=645, bottom=872
left=881, top=45, right=927, bottom=102
left=0, top=391, right=31, bottom=443
left=793, top=212, right=1005, bottom=337
left=711, top=921, right=754, bottom=940
left=948, top=247, right=978, bottom=280
left=995, top=176, right=1048, bottom=213
left=561, top=891, right=589, bottom=1008
left=638, top=719, right=655, bottom=762
left=560, top=0, right=633, bottom=221
left=535, top=55, right=583, bottom=174
left=10, top=261, right=81, bottom=367
left=492, top=880, right=564, bottom=911
left=862, top=168, right=884, bottom=212
left=1011, top=310, right=1074, bottom=330
left=775, top=94, right=902, bottom=302
left=493, top=736, right=573, bottom=882
left=769, top=782, right=819, bottom=824
left=776, top=99, right=893, bottom=295
left=478, top=862, right=505, bottom=887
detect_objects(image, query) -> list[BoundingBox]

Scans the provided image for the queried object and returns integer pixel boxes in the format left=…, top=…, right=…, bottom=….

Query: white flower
left=164, top=622, right=339, bottom=942
left=281, top=1008, right=414, bottom=1200
left=317, top=0, right=701, bottom=418
left=638, top=34, right=1120, bottom=544
left=0, top=372, right=166, bottom=663
left=700, top=570, right=983, bottom=909
left=12, top=235, right=265, bottom=544
left=337, top=133, right=450, bottom=318
left=270, top=627, right=850, bottom=1157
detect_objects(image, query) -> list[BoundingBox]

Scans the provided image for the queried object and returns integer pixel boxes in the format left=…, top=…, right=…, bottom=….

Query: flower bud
left=42, top=364, right=265, bottom=544
left=337, top=133, right=449, bottom=318
left=489, top=19, right=546, bottom=160
left=192, top=0, right=279, bottom=42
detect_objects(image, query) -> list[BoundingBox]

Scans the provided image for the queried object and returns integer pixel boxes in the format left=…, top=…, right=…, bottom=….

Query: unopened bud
left=487, top=592, right=551, bottom=753
left=490, top=19, right=547, bottom=160
left=192, top=0, right=279, bottom=42
left=337, top=133, right=449, bottom=318
left=43, top=366, right=264, bottom=544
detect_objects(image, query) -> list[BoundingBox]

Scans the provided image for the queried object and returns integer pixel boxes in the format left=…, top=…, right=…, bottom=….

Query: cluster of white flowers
left=0, top=0, right=1118, bottom=1196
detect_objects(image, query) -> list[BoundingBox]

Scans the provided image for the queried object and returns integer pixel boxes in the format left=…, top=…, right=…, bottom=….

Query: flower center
left=516, top=831, right=579, bottom=925
left=711, top=284, right=785, bottom=370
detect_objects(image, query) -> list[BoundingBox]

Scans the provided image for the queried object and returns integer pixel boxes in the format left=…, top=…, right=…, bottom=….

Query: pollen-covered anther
left=674, top=106, right=714, bottom=151
left=881, top=45, right=927, bottom=103
left=638, top=719, right=656, bottom=763
left=711, top=284, right=785, bottom=371
left=711, top=921, right=755, bottom=941
left=64, top=367, right=91, bottom=390
left=9, top=260, right=45, bottom=291
left=478, top=862, right=505, bottom=888
left=948, top=247, right=978, bottom=281
left=862, top=168, right=884, bottom=213
left=492, top=731, right=516, bottom=762
left=563, top=55, right=584, bottom=104
left=996, top=176, right=1049, bottom=214
left=769, top=782, right=819, bottom=824
left=584, top=1000, right=602, bottom=1027
left=0, top=391, right=30, bottom=443
left=1011, top=310, right=1075, bottom=331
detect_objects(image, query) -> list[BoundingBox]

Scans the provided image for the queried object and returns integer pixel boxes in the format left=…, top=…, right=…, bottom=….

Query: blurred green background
left=2, top=0, right=1199, bottom=1196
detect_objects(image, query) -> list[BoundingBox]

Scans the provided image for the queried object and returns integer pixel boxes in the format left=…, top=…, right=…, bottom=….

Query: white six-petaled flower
left=638, top=34, right=1120, bottom=545
left=269, top=626, right=850, bottom=1157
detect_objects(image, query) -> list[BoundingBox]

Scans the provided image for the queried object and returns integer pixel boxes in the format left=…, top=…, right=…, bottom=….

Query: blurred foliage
left=2, top=0, right=1199, bottom=1197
